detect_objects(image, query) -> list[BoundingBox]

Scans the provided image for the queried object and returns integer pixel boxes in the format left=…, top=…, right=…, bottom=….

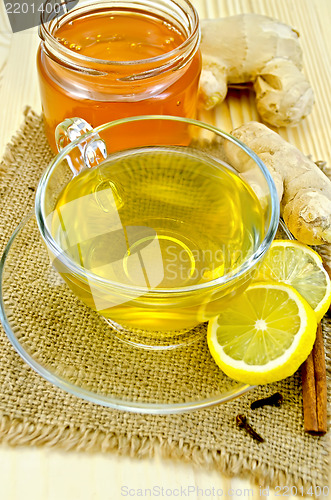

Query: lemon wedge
left=207, top=282, right=317, bottom=385
left=254, top=240, right=331, bottom=321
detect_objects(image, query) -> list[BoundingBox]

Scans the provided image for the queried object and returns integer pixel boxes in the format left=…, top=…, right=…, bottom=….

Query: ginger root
left=199, top=14, right=314, bottom=128
left=230, top=122, right=331, bottom=245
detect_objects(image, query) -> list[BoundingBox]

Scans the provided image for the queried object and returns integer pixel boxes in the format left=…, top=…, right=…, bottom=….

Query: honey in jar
left=37, top=0, right=201, bottom=151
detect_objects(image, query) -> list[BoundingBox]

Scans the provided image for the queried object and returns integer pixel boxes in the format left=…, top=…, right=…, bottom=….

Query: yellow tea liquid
left=51, top=148, right=265, bottom=330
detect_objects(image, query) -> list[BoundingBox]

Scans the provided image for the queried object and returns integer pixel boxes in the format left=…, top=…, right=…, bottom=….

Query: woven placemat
left=0, top=108, right=329, bottom=490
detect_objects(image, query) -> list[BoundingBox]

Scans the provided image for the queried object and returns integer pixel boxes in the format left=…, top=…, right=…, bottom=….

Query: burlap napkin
left=0, top=108, right=329, bottom=491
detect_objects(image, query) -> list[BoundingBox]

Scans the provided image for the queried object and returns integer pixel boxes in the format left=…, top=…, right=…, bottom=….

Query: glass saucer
left=0, top=215, right=254, bottom=414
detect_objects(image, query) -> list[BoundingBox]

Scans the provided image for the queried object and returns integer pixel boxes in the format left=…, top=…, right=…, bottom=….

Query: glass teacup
left=35, top=116, right=279, bottom=348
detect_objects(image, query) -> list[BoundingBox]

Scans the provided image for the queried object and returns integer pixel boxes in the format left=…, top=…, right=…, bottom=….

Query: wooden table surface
left=0, top=1, right=330, bottom=498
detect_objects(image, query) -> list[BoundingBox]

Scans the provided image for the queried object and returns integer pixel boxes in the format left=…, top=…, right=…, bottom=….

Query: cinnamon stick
left=301, top=348, right=318, bottom=433
left=301, top=323, right=327, bottom=435
left=313, top=323, right=328, bottom=432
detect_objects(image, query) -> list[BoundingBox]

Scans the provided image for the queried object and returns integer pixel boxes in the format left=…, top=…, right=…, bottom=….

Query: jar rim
left=39, top=0, right=200, bottom=68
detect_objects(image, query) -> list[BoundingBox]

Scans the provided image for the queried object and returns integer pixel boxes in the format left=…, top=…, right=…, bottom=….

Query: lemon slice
left=254, top=240, right=331, bottom=321
left=207, top=282, right=317, bottom=385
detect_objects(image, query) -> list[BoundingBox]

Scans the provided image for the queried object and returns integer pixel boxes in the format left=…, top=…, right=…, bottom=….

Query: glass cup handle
left=55, top=117, right=108, bottom=174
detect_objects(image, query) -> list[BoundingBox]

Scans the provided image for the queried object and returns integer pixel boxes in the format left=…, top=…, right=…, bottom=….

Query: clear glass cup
left=0, top=218, right=290, bottom=413
left=35, top=115, right=280, bottom=349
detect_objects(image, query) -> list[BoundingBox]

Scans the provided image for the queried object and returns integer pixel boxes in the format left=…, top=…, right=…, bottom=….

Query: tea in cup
left=35, top=116, right=279, bottom=348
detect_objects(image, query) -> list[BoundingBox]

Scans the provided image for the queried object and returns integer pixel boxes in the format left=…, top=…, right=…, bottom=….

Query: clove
left=236, top=414, right=264, bottom=443
left=250, top=392, right=283, bottom=410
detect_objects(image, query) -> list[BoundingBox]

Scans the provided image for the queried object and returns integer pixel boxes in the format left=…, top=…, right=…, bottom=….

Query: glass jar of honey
left=37, top=0, right=201, bottom=151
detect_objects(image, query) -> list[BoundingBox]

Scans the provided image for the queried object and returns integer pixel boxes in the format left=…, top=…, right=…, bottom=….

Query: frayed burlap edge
left=0, top=108, right=330, bottom=493
left=0, top=413, right=328, bottom=492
